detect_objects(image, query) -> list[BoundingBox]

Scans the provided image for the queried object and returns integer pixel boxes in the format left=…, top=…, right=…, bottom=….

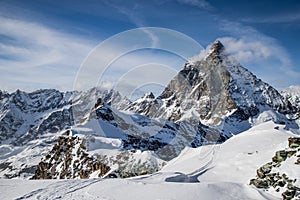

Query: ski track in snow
left=15, top=179, right=103, bottom=200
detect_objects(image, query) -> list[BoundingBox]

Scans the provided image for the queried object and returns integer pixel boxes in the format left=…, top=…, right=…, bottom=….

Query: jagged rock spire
left=210, top=40, right=225, bottom=51
left=143, top=92, right=155, bottom=99
left=209, top=40, right=226, bottom=59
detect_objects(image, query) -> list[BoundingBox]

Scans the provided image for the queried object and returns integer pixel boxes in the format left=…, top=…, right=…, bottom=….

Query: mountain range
left=0, top=40, right=299, bottom=199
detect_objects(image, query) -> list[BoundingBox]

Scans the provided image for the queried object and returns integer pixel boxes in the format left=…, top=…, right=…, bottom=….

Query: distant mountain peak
left=188, top=40, right=227, bottom=65
left=126, top=39, right=297, bottom=130
left=143, top=92, right=155, bottom=99
left=210, top=40, right=225, bottom=52
left=207, top=40, right=227, bottom=61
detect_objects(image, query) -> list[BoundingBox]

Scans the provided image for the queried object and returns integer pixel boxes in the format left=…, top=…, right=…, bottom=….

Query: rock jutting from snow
left=31, top=134, right=111, bottom=179
left=250, top=137, right=300, bottom=200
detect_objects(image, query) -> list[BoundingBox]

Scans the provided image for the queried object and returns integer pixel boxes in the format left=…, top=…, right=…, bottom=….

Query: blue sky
left=0, top=0, right=300, bottom=95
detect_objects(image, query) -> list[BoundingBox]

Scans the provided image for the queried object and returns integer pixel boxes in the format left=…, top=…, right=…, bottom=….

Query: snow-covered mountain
left=0, top=87, right=185, bottom=178
left=0, top=88, right=128, bottom=146
left=125, top=41, right=297, bottom=135
left=0, top=40, right=299, bottom=184
left=0, top=88, right=136, bottom=178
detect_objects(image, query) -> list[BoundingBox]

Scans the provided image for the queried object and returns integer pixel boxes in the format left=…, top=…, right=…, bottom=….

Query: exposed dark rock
left=282, top=190, right=296, bottom=200
left=250, top=137, right=300, bottom=199
left=32, top=135, right=110, bottom=179
left=257, top=162, right=272, bottom=179
left=272, top=150, right=288, bottom=163
left=94, top=97, right=103, bottom=109
left=250, top=179, right=269, bottom=188
left=288, top=137, right=300, bottom=149
left=295, top=158, right=300, bottom=165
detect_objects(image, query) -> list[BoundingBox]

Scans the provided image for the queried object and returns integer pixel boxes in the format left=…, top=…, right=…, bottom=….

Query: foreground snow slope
left=163, top=121, right=296, bottom=183
left=1, top=121, right=297, bottom=200
left=0, top=178, right=273, bottom=200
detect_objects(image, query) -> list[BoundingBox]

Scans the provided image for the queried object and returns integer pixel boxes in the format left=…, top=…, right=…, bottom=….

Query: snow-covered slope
left=0, top=178, right=274, bottom=200
left=1, top=121, right=298, bottom=199
left=163, top=121, right=294, bottom=181
left=161, top=121, right=299, bottom=199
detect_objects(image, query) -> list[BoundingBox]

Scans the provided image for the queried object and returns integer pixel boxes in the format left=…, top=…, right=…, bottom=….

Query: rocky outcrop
left=288, top=137, right=300, bottom=149
left=250, top=137, right=300, bottom=200
left=32, top=134, right=110, bottom=179
left=96, top=150, right=164, bottom=178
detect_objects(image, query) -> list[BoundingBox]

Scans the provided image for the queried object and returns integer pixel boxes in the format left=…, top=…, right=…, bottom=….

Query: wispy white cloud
left=189, top=37, right=278, bottom=65
left=0, top=16, right=95, bottom=92
left=103, top=0, right=159, bottom=48
left=176, top=0, right=213, bottom=10
left=241, top=12, right=300, bottom=24
left=219, top=20, right=300, bottom=88
left=76, top=46, right=186, bottom=94
left=218, top=37, right=272, bottom=63
left=220, top=20, right=295, bottom=65
left=188, top=17, right=300, bottom=89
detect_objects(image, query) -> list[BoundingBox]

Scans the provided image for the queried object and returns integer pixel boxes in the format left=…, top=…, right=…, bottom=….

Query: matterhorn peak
left=208, top=40, right=227, bottom=59
left=188, top=40, right=227, bottom=64
left=211, top=40, right=224, bottom=51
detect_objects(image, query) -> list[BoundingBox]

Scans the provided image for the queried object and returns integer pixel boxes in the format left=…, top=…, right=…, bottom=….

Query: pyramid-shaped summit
left=210, top=40, right=225, bottom=54
left=126, top=40, right=296, bottom=134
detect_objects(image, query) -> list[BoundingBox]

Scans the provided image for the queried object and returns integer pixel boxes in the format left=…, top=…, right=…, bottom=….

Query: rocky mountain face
left=0, top=88, right=129, bottom=146
left=125, top=41, right=297, bottom=135
left=0, top=89, right=72, bottom=145
left=0, top=88, right=133, bottom=178
left=0, top=40, right=299, bottom=180
left=32, top=134, right=111, bottom=179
